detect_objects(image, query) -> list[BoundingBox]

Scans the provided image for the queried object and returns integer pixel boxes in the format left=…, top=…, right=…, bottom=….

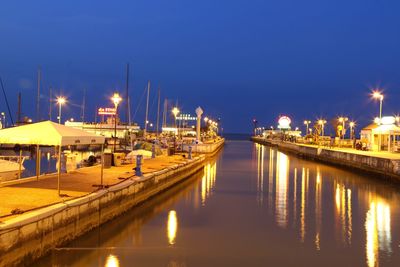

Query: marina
left=1, top=1, right=400, bottom=266
left=27, top=141, right=400, bottom=266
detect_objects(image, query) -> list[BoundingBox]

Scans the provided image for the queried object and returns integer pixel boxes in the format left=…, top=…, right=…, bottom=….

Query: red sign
left=98, top=107, right=116, bottom=115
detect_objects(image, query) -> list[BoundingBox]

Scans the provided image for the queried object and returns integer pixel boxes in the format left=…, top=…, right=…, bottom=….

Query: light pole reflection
left=167, top=210, right=178, bottom=245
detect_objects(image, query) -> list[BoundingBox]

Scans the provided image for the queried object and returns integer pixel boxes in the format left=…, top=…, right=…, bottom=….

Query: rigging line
left=132, top=85, right=148, bottom=120
left=0, top=76, right=14, bottom=125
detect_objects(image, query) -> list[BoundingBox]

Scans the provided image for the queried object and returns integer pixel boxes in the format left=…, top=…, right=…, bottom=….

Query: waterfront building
left=360, top=116, right=400, bottom=152
left=65, top=120, right=140, bottom=139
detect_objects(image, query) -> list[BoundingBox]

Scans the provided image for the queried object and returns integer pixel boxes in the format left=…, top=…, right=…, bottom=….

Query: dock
left=0, top=152, right=211, bottom=266
left=252, top=136, right=400, bottom=181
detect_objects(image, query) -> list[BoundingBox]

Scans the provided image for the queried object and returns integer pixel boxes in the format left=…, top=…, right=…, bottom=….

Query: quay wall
left=252, top=137, right=400, bottom=180
left=183, top=138, right=225, bottom=155
left=0, top=155, right=206, bottom=267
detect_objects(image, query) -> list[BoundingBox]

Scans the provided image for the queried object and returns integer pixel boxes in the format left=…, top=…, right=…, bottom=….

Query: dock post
left=100, top=144, right=104, bottom=187
left=152, top=144, right=156, bottom=158
left=18, top=149, right=22, bottom=179
left=135, top=155, right=143, bottom=176
left=188, top=146, right=192, bottom=159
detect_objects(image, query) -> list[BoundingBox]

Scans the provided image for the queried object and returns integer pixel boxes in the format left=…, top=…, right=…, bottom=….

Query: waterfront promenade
left=252, top=136, right=400, bottom=180
left=0, top=155, right=193, bottom=220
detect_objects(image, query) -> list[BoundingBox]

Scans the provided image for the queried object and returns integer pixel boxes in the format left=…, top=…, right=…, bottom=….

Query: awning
left=0, top=121, right=105, bottom=146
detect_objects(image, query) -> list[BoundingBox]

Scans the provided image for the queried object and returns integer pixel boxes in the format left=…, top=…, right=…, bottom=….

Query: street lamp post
left=318, top=119, right=327, bottom=137
left=372, top=91, right=384, bottom=151
left=349, top=121, right=355, bottom=140
left=56, top=97, right=66, bottom=124
left=304, top=120, right=311, bottom=135
left=111, top=93, right=122, bottom=152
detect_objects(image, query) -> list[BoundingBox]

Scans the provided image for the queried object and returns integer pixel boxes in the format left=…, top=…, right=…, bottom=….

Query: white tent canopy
left=0, top=121, right=105, bottom=146
left=0, top=121, right=106, bottom=195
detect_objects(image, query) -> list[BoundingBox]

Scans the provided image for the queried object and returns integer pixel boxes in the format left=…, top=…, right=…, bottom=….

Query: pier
left=0, top=139, right=224, bottom=266
left=252, top=136, right=400, bottom=180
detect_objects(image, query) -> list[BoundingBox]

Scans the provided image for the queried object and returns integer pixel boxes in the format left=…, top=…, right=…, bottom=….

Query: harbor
left=2, top=1, right=400, bottom=266
left=0, top=130, right=224, bottom=266
left=25, top=140, right=400, bottom=266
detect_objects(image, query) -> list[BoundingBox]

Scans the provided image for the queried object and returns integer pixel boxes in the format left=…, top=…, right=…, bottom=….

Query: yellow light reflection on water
left=334, top=182, right=352, bottom=246
left=104, top=254, right=120, bottom=267
left=256, top=143, right=265, bottom=204
left=315, top=167, right=322, bottom=250
left=365, top=199, right=391, bottom=267
left=167, top=210, right=178, bottom=245
left=275, top=152, right=289, bottom=228
left=300, top=167, right=306, bottom=242
left=200, top=161, right=217, bottom=206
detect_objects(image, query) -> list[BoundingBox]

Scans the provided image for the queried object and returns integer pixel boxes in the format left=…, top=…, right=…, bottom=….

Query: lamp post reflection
left=105, top=254, right=120, bottom=267
left=256, top=143, right=265, bottom=205
left=201, top=161, right=217, bottom=206
left=276, top=151, right=289, bottom=228
left=365, top=199, right=391, bottom=267
left=167, top=210, right=178, bottom=245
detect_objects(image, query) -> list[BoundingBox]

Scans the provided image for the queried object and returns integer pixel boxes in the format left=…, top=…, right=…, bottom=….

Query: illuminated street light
left=372, top=90, right=384, bottom=151
left=318, top=119, right=327, bottom=136
left=303, top=120, right=311, bottom=135
left=172, top=107, right=180, bottom=126
left=349, top=121, right=356, bottom=140
left=372, top=90, right=384, bottom=122
left=338, top=117, right=348, bottom=139
left=56, top=97, right=66, bottom=124
left=111, top=92, right=122, bottom=152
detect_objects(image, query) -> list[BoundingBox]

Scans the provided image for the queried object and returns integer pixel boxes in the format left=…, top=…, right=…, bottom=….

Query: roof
left=0, top=121, right=105, bottom=146
left=361, top=123, right=378, bottom=131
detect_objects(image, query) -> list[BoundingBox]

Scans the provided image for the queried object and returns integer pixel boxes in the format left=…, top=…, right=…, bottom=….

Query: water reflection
left=365, top=199, right=391, bottom=267
left=104, top=254, right=120, bottom=267
left=334, top=181, right=352, bottom=246
left=200, top=161, right=217, bottom=206
left=254, top=143, right=398, bottom=266
left=167, top=210, right=178, bottom=245
left=275, top=151, right=289, bottom=228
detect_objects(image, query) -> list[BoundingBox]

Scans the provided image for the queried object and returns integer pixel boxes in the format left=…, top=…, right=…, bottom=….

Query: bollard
left=151, top=144, right=156, bottom=158
left=188, top=146, right=192, bottom=159
left=135, top=155, right=143, bottom=176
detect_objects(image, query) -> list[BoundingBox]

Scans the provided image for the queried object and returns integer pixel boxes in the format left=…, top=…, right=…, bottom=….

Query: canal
left=34, top=140, right=400, bottom=266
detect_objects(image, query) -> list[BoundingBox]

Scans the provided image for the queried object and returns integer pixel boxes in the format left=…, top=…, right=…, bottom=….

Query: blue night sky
left=1, top=0, right=400, bottom=133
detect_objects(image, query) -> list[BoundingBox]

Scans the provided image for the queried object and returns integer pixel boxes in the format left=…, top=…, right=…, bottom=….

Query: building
left=360, top=116, right=400, bottom=152
left=65, top=121, right=140, bottom=139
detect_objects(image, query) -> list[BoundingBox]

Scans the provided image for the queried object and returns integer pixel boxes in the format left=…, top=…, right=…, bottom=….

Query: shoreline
left=0, top=140, right=224, bottom=266
left=251, top=136, right=400, bottom=182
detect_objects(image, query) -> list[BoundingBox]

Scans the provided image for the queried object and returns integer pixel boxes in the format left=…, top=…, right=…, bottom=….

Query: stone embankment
left=252, top=136, right=400, bottom=181
left=0, top=154, right=206, bottom=266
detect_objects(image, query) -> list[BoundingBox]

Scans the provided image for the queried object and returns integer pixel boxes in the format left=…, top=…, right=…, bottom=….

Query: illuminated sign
left=98, top=107, right=116, bottom=115
left=176, top=114, right=197, bottom=121
left=278, top=116, right=291, bottom=129
left=378, top=116, right=396, bottom=125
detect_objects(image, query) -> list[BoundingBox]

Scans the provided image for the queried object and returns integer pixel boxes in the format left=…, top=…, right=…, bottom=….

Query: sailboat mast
left=143, top=80, right=150, bottom=138
left=156, top=88, right=161, bottom=135
left=17, top=92, right=21, bottom=125
left=162, top=99, right=167, bottom=127
left=81, top=88, right=86, bottom=122
left=125, top=63, right=131, bottom=125
left=36, top=67, right=41, bottom=122
left=49, top=87, right=52, bottom=121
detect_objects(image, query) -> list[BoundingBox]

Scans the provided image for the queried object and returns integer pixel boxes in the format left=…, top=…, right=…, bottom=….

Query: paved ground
left=253, top=137, right=400, bottom=160
left=0, top=154, right=193, bottom=221
left=298, top=143, right=400, bottom=160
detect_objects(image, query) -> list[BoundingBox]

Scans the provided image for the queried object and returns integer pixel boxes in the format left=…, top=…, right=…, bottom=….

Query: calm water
left=35, top=141, right=400, bottom=266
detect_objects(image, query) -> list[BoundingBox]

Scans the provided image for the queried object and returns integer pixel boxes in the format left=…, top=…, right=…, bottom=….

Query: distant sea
left=223, top=133, right=251, bottom=140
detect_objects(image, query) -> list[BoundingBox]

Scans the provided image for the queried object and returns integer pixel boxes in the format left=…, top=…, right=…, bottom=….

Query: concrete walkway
left=0, top=154, right=191, bottom=220
left=297, top=143, right=400, bottom=160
